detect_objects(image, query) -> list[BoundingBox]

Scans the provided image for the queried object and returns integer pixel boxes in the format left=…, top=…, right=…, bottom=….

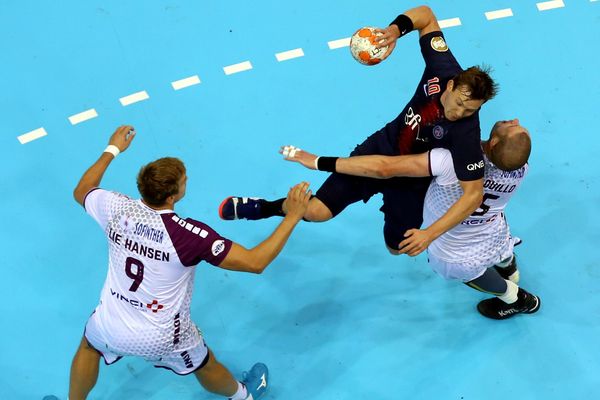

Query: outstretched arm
left=73, top=125, right=136, bottom=206
left=217, top=182, right=311, bottom=274
left=280, top=145, right=430, bottom=179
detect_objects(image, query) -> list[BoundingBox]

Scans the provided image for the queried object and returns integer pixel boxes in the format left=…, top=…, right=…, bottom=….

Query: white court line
left=119, top=91, right=149, bottom=106
left=171, top=75, right=201, bottom=90
left=537, top=0, right=565, bottom=10
left=328, top=38, right=350, bottom=49
left=223, top=61, right=253, bottom=75
left=485, top=8, right=514, bottom=20
left=439, top=18, right=462, bottom=28
left=18, top=127, right=47, bottom=144
left=275, top=48, right=305, bottom=62
left=68, top=108, right=98, bottom=125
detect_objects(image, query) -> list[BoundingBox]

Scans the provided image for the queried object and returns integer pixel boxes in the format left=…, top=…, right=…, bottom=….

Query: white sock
left=229, top=381, right=247, bottom=400
left=498, top=280, right=519, bottom=304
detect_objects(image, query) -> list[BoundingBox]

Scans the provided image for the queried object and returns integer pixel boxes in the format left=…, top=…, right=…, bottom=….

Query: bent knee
left=304, top=198, right=333, bottom=222
left=386, top=245, right=401, bottom=256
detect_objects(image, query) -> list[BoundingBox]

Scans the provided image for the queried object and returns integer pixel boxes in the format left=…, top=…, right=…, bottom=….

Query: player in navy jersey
left=219, top=5, right=497, bottom=256
left=280, top=119, right=541, bottom=319
left=69, top=126, right=311, bottom=400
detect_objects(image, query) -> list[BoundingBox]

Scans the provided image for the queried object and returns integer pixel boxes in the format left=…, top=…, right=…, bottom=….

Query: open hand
left=373, top=26, right=399, bottom=60
left=285, top=182, right=312, bottom=220
left=398, top=228, right=434, bottom=257
left=280, top=145, right=319, bottom=170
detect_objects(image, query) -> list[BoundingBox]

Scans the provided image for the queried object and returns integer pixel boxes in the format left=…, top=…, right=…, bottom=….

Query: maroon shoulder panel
left=161, top=213, right=232, bottom=267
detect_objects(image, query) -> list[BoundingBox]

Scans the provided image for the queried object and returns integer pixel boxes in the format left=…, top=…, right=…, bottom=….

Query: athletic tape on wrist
left=316, top=156, right=338, bottom=172
left=104, top=145, right=120, bottom=158
left=389, top=14, right=414, bottom=37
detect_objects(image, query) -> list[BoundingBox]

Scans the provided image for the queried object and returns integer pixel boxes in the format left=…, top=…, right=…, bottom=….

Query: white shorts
left=84, top=310, right=210, bottom=375
left=427, top=238, right=514, bottom=282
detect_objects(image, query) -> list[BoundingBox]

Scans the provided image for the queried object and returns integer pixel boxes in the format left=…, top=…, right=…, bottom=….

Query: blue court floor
left=1, top=1, right=599, bottom=399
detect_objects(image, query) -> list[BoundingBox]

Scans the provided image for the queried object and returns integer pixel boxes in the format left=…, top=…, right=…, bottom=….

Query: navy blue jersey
left=383, top=31, right=484, bottom=181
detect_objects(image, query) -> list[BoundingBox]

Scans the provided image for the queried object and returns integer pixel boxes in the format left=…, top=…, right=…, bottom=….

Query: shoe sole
left=476, top=295, right=541, bottom=320
left=218, top=196, right=234, bottom=220
left=525, top=295, right=541, bottom=314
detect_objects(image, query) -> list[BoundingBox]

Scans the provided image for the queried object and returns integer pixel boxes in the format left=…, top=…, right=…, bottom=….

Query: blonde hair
left=136, top=157, right=186, bottom=206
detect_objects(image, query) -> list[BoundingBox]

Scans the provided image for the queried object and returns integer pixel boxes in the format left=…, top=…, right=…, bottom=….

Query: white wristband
left=104, top=145, right=120, bottom=158
left=314, top=156, right=320, bottom=170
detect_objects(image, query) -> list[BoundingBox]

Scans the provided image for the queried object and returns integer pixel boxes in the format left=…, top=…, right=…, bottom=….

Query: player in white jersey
left=69, top=125, right=311, bottom=400
left=281, top=119, right=540, bottom=319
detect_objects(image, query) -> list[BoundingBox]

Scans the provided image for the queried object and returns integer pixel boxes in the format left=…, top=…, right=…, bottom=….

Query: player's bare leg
left=282, top=196, right=332, bottom=221
left=69, top=337, right=101, bottom=400
left=194, top=349, right=239, bottom=397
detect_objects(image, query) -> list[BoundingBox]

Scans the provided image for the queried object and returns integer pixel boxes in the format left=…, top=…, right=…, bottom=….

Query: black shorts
left=315, top=129, right=431, bottom=250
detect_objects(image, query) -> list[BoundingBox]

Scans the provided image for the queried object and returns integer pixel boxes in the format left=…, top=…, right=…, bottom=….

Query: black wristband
left=389, top=14, right=414, bottom=37
left=317, top=156, right=338, bottom=172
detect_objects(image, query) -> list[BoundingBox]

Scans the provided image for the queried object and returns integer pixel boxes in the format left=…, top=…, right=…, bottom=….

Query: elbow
left=376, top=163, right=396, bottom=179
left=73, top=187, right=85, bottom=205
left=248, top=265, right=266, bottom=275
left=417, top=5, right=436, bottom=21
left=246, top=257, right=269, bottom=274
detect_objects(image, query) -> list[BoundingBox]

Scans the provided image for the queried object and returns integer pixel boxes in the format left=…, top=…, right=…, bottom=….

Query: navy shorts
left=315, top=129, right=431, bottom=250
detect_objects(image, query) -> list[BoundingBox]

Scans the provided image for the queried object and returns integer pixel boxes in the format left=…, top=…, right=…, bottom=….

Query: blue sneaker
left=219, top=197, right=264, bottom=220
left=242, top=362, right=269, bottom=399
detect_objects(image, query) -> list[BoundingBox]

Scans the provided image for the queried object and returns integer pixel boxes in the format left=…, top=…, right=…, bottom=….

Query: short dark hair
left=492, top=131, right=531, bottom=171
left=452, top=66, right=498, bottom=102
left=137, top=157, right=186, bottom=206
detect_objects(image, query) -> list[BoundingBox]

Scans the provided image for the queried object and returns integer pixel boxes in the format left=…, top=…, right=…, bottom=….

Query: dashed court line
left=537, top=0, right=565, bottom=10
left=223, top=61, right=253, bottom=75
left=439, top=18, right=462, bottom=28
left=68, top=108, right=98, bottom=125
left=275, top=48, right=305, bottom=62
left=485, top=8, right=514, bottom=20
left=171, top=75, right=201, bottom=90
left=119, top=91, right=150, bottom=106
left=18, top=128, right=47, bottom=144
left=328, top=38, right=350, bottom=50
left=16, top=2, right=594, bottom=144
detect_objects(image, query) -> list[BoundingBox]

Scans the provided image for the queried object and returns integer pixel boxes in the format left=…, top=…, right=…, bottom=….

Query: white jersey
left=84, top=188, right=232, bottom=359
left=423, top=148, right=528, bottom=267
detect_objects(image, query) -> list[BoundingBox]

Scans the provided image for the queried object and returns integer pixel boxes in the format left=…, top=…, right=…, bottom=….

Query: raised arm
left=376, top=5, right=442, bottom=58
left=217, top=182, right=311, bottom=274
left=399, top=6, right=441, bottom=37
left=73, top=125, right=136, bottom=206
left=280, top=145, right=430, bottom=179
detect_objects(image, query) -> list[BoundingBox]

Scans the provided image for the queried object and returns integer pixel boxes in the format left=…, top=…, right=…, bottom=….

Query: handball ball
left=349, top=27, right=389, bottom=65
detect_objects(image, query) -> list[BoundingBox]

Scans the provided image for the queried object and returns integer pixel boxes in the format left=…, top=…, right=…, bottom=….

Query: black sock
left=260, top=198, right=286, bottom=218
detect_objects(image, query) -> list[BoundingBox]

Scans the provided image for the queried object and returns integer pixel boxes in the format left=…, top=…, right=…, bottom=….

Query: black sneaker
left=494, top=254, right=520, bottom=283
left=477, top=288, right=541, bottom=320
